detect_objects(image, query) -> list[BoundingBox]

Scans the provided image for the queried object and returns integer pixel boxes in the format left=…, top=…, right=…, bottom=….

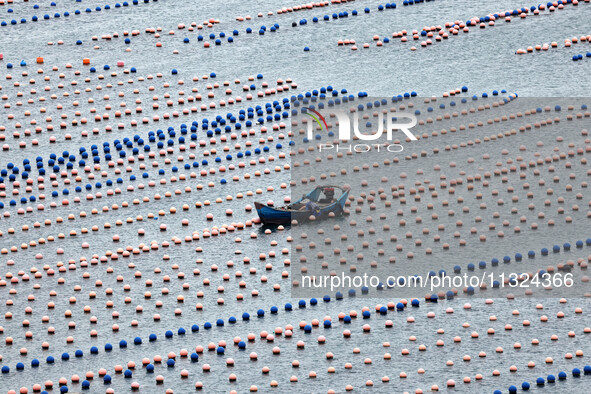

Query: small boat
left=255, top=185, right=349, bottom=225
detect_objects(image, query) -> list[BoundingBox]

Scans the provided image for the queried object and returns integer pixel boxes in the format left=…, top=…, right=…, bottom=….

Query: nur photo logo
left=302, top=106, right=418, bottom=153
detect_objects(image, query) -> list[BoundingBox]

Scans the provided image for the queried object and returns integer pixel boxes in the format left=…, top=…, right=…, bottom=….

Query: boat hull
left=255, top=189, right=348, bottom=225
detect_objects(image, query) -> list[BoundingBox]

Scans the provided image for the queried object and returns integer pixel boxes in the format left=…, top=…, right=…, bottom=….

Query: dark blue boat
left=255, top=185, right=349, bottom=225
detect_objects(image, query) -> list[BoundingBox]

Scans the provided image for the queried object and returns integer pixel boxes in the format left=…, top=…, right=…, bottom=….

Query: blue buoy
left=573, top=368, right=581, bottom=376
left=541, top=247, right=549, bottom=255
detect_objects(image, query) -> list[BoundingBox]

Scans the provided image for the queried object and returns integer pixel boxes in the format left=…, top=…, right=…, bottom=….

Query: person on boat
left=319, top=188, right=335, bottom=204
left=304, top=200, right=320, bottom=213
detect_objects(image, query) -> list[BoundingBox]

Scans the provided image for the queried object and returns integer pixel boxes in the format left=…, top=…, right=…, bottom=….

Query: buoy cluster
left=516, top=34, right=591, bottom=54
left=349, top=0, right=589, bottom=51
left=235, top=0, right=358, bottom=21
left=572, top=52, right=591, bottom=60
left=0, top=0, right=159, bottom=27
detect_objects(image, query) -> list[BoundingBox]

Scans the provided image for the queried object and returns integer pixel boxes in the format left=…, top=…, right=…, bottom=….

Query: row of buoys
left=496, top=367, right=591, bottom=393
left=351, top=1, right=587, bottom=51
left=282, top=1, right=436, bottom=48
left=0, top=0, right=158, bottom=26
left=141, top=21, right=249, bottom=49
left=235, top=0, right=356, bottom=21
left=517, top=34, right=591, bottom=54
left=572, top=52, right=591, bottom=60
